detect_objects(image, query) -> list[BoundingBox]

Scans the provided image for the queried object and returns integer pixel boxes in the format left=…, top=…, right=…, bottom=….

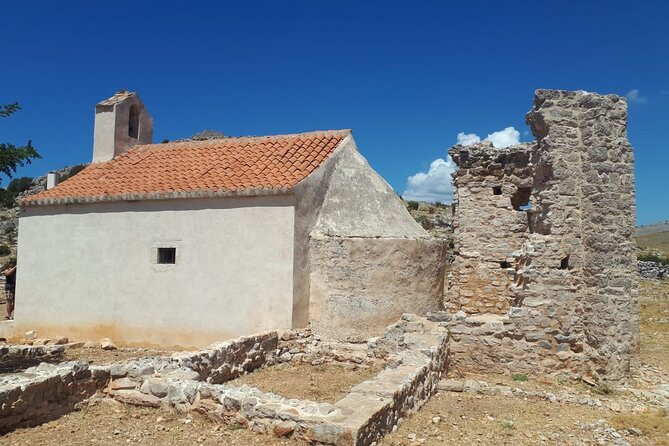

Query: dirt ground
left=2, top=399, right=311, bottom=446
left=380, top=392, right=645, bottom=446
left=380, top=279, right=669, bottom=446
left=230, top=363, right=381, bottom=403
left=61, top=346, right=175, bottom=366
left=1, top=280, right=668, bottom=445
left=638, top=280, right=669, bottom=372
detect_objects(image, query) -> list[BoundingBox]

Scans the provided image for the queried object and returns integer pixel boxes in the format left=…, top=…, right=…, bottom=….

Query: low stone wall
left=0, top=343, right=65, bottom=361
left=308, top=237, right=446, bottom=341
left=0, top=317, right=448, bottom=444
left=0, top=361, right=110, bottom=433
left=274, top=329, right=382, bottom=369
left=0, top=331, right=278, bottom=434
left=110, top=315, right=448, bottom=446
left=638, top=261, right=669, bottom=280
left=428, top=310, right=592, bottom=379
left=171, top=331, right=278, bottom=383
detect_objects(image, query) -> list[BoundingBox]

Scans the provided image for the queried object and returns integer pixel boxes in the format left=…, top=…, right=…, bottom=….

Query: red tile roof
left=21, top=130, right=350, bottom=206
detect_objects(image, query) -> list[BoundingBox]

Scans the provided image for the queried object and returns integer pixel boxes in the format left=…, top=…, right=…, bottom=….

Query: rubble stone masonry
left=447, top=90, right=638, bottom=381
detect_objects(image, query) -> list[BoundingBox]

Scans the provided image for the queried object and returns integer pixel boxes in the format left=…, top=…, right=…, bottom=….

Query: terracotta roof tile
left=22, top=130, right=350, bottom=206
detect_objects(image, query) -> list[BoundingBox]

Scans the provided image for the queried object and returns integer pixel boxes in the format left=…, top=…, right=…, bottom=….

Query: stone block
left=111, top=390, right=161, bottom=408
left=437, top=379, right=464, bottom=392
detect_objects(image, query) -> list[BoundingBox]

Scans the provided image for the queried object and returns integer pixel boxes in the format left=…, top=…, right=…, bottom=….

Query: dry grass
left=637, top=231, right=669, bottom=255
left=379, top=392, right=608, bottom=446
left=639, top=280, right=669, bottom=371
left=610, top=409, right=669, bottom=446
left=230, top=363, right=381, bottom=403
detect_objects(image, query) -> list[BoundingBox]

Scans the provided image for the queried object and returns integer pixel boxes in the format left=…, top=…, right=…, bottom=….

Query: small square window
left=157, top=247, right=176, bottom=264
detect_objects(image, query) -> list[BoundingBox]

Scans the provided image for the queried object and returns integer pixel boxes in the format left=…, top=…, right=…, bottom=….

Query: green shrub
left=416, top=215, right=434, bottom=230
left=638, top=252, right=669, bottom=266
left=406, top=200, right=419, bottom=211
left=593, top=382, right=615, bottom=395
left=511, top=374, right=528, bottom=381
left=6, top=177, right=33, bottom=196
left=0, top=244, right=11, bottom=256
left=0, top=176, right=33, bottom=208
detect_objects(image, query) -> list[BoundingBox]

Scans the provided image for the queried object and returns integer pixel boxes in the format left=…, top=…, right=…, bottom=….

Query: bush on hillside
left=57, top=164, right=87, bottom=183
left=416, top=215, right=434, bottom=230
left=638, top=252, right=669, bottom=266
left=0, top=176, right=33, bottom=208
left=0, top=244, right=11, bottom=256
left=406, top=200, right=419, bottom=211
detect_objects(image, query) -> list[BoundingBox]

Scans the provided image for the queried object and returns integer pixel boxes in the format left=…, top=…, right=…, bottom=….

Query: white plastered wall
left=15, top=195, right=295, bottom=347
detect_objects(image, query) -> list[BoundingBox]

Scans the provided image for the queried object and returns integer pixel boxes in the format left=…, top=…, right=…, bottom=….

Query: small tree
left=0, top=103, right=41, bottom=182
left=0, top=176, right=33, bottom=208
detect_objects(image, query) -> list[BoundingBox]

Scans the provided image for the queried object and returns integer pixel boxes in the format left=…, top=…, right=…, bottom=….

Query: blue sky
left=2, top=1, right=667, bottom=225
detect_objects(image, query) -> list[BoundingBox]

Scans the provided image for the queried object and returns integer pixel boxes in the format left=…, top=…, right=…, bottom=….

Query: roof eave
left=18, top=186, right=292, bottom=207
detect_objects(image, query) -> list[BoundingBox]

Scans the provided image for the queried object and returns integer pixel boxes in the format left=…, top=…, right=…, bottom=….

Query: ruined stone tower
left=93, top=91, right=153, bottom=162
left=446, top=90, right=638, bottom=381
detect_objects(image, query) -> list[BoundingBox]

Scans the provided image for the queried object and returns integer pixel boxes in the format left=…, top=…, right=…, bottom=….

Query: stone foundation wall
left=171, top=331, right=278, bottom=383
left=0, top=361, right=110, bottom=433
left=133, top=314, right=449, bottom=446
left=308, top=237, right=446, bottom=341
left=447, top=90, right=639, bottom=381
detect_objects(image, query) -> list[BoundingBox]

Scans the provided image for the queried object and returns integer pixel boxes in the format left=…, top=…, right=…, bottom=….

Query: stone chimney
left=92, top=91, right=153, bottom=162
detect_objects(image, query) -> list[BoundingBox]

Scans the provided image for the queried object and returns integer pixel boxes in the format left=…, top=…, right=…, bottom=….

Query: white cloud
left=456, top=126, right=521, bottom=148
left=403, top=126, right=522, bottom=203
left=456, top=132, right=481, bottom=145
left=484, top=126, right=520, bottom=148
left=626, top=89, right=648, bottom=104
left=402, top=157, right=456, bottom=203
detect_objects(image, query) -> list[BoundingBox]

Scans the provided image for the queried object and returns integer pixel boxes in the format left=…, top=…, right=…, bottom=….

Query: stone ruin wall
left=446, top=90, right=639, bottom=381
left=446, top=143, right=537, bottom=314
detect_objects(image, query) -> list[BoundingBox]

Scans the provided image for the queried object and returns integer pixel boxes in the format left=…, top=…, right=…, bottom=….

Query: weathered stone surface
left=438, top=379, right=464, bottom=392
left=140, top=377, right=169, bottom=398
left=109, top=377, right=136, bottom=390
left=308, top=237, right=446, bottom=341
left=170, top=331, right=278, bottom=383
left=50, top=336, right=69, bottom=345
left=111, top=390, right=161, bottom=408
left=446, top=90, right=639, bottom=381
left=99, top=338, right=117, bottom=350
left=272, top=420, right=297, bottom=437
left=0, top=361, right=109, bottom=434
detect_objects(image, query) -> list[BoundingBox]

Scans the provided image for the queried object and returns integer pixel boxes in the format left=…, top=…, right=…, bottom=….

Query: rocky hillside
left=403, top=200, right=454, bottom=248
left=637, top=220, right=669, bottom=237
